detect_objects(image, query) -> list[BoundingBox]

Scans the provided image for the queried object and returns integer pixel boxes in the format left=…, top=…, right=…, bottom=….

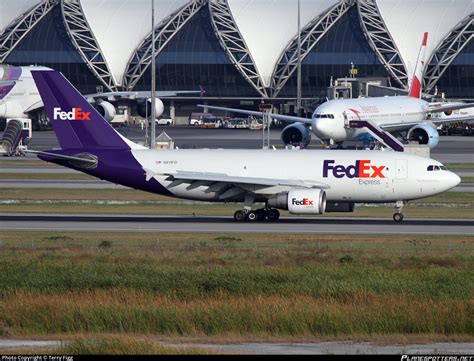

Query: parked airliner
left=29, top=70, right=460, bottom=222
left=201, top=32, right=473, bottom=149
left=0, top=64, right=200, bottom=128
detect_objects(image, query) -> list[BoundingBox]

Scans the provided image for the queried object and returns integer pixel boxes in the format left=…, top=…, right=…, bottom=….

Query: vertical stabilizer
left=409, top=32, right=428, bottom=98
left=31, top=70, right=129, bottom=150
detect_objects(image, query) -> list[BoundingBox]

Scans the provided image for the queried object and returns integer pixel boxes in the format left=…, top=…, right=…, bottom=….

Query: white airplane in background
left=28, top=69, right=460, bottom=223
left=201, top=32, right=474, bottom=150
left=0, top=64, right=201, bottom=128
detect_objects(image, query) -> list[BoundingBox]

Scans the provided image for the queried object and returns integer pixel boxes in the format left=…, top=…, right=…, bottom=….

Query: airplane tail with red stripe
left=409, top=32, right=428, bottom=98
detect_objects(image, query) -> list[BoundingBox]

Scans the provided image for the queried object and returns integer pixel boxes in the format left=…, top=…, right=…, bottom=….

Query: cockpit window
left=315, top=114, right=335, bottom=119
left=427, top=165, right=445, bottom=171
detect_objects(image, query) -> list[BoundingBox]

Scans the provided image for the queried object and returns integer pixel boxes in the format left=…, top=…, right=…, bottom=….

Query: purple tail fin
left=31, top=70, right=128, bottom=150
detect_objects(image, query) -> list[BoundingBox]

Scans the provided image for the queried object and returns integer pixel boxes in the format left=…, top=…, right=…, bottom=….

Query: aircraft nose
left=446, top=172, right=461, bottom=190
left=312, top=118, right=333, bottom=139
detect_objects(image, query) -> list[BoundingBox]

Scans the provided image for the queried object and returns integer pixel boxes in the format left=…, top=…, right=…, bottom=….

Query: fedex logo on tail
left=323, top=160, right=385, bottom=179
left=53, top=107, right=91, bottom=121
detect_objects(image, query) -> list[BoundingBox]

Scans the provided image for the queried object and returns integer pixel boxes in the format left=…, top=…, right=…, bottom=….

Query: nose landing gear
left=393, top=201, right=405, bottom=222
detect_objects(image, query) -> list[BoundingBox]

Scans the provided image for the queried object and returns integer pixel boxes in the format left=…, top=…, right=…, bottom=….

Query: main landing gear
left=393, top=200, right=405, bottom=223
left=233, top=193, right=281, bottom=222
left=233, top=208, right=280, bottom=222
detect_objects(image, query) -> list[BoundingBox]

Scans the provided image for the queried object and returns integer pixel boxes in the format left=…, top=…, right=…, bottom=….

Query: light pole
left=150, top=0, right=156, bottom=149
left=296, top=0, right=302, bottom=117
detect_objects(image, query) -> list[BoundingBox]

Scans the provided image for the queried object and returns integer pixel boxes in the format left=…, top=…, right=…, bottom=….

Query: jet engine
left=267, top=189, right=326, bottom=215
left=96, top=101, right=116, bottom=122
left=407, top=122, right=439, bottom=149
left=325, top=202, right=356, bottom=213
left=137, top=98, right=164, bottom=119
left=280, top=123, right=311, bottom=147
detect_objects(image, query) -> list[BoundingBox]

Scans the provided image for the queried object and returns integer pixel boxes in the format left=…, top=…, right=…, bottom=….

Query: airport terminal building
left=1, top=0, right=473, bottom=119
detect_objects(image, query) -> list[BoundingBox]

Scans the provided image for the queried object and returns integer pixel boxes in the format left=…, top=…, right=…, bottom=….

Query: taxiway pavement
left=1, top=213, right=472, bottom=235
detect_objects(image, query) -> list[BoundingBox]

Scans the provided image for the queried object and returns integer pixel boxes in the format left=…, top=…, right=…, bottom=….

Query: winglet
left=409, top=32, right=428, bottom=99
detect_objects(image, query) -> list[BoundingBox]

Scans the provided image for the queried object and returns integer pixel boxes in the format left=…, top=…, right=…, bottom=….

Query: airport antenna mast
left=150, top=0, right=156, bottom=149
left=296, top=0, right=302, bottom=117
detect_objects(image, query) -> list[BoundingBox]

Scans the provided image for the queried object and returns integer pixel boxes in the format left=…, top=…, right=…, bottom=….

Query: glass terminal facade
left=432, top=40, right=474, bottom=99
left=278, top=7, right=393, bottom=99
left=134, top=7, right=260, bottom=98
left=1, top=3, right=472, bottom=100
left=5, top=6, right=101, bottom=95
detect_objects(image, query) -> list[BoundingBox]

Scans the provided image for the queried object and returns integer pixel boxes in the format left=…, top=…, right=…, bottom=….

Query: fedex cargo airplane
left=201, top=32, right=474, bottom=149
left=29, top=70, right=460, bottom=223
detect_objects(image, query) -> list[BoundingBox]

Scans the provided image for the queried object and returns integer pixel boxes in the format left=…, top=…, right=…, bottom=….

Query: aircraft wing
left=426, top=102, right=474, bottom=113
left=380, top=115, right=474, bottom=132
left=144, top=168, right=329, bottom=198
left=86, top=90, right=201, bottom=102
left=23, top=100, right=44, bottom=114
left=198, top=105, right=312, bottom=125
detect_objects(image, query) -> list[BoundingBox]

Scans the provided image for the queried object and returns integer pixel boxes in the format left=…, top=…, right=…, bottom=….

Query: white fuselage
left=129, top=148, right=459, bottom=203
left=311, top=96, right=428, bottom=142
left=0, top=65, right=46, bottom=119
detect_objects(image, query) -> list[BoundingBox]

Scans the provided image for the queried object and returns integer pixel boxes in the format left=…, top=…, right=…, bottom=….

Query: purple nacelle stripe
left=0, top=65, right=22, bottom=81
left=0, top=83, right=15, bottom=100
left=38, top=148, right=172, bottom=196
left=0, top=66, right=22, bottom=100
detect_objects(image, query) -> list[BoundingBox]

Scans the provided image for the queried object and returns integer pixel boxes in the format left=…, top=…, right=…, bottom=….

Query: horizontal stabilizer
left=27, top=150, right=97, bottom=165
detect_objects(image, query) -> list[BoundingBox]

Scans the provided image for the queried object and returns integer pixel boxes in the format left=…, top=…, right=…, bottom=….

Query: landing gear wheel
left=393, top=213, right=404, bottom=223
left=247, top=211, right=258, bottom=222
left=234, top=210, right=246, bottom=222
left=267, top=209, right=280, bottom=221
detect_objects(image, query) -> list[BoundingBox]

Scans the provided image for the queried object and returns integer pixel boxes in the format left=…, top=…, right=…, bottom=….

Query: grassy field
left=0, top=335, right=215, bottom=355
left=0, top=172, right=94, bottom=180
left=0, top=231, right=472, bottom=341
left=0, top=187, right=472, bottom=218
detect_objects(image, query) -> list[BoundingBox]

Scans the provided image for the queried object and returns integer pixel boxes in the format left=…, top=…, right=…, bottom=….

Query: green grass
left=1, top=187, right=472, bottom=218
left=58, top=336, right=213, bottom=355
left=0, top=172, right=95, bottom=180
left=461, top=176, right=474, bottom=184
left=0, top=336, right=215, bottom=355
left=0, top=159, right=57, bottom=167
left=445, top=163, right=474, bottom=170
left=0, top=232, right=472, bottom=339
left=1, top=188, right=472, bottom=204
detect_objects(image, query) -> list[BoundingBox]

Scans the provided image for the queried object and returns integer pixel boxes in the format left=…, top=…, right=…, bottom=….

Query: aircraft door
left=396, top=159, right=407, bottom=179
